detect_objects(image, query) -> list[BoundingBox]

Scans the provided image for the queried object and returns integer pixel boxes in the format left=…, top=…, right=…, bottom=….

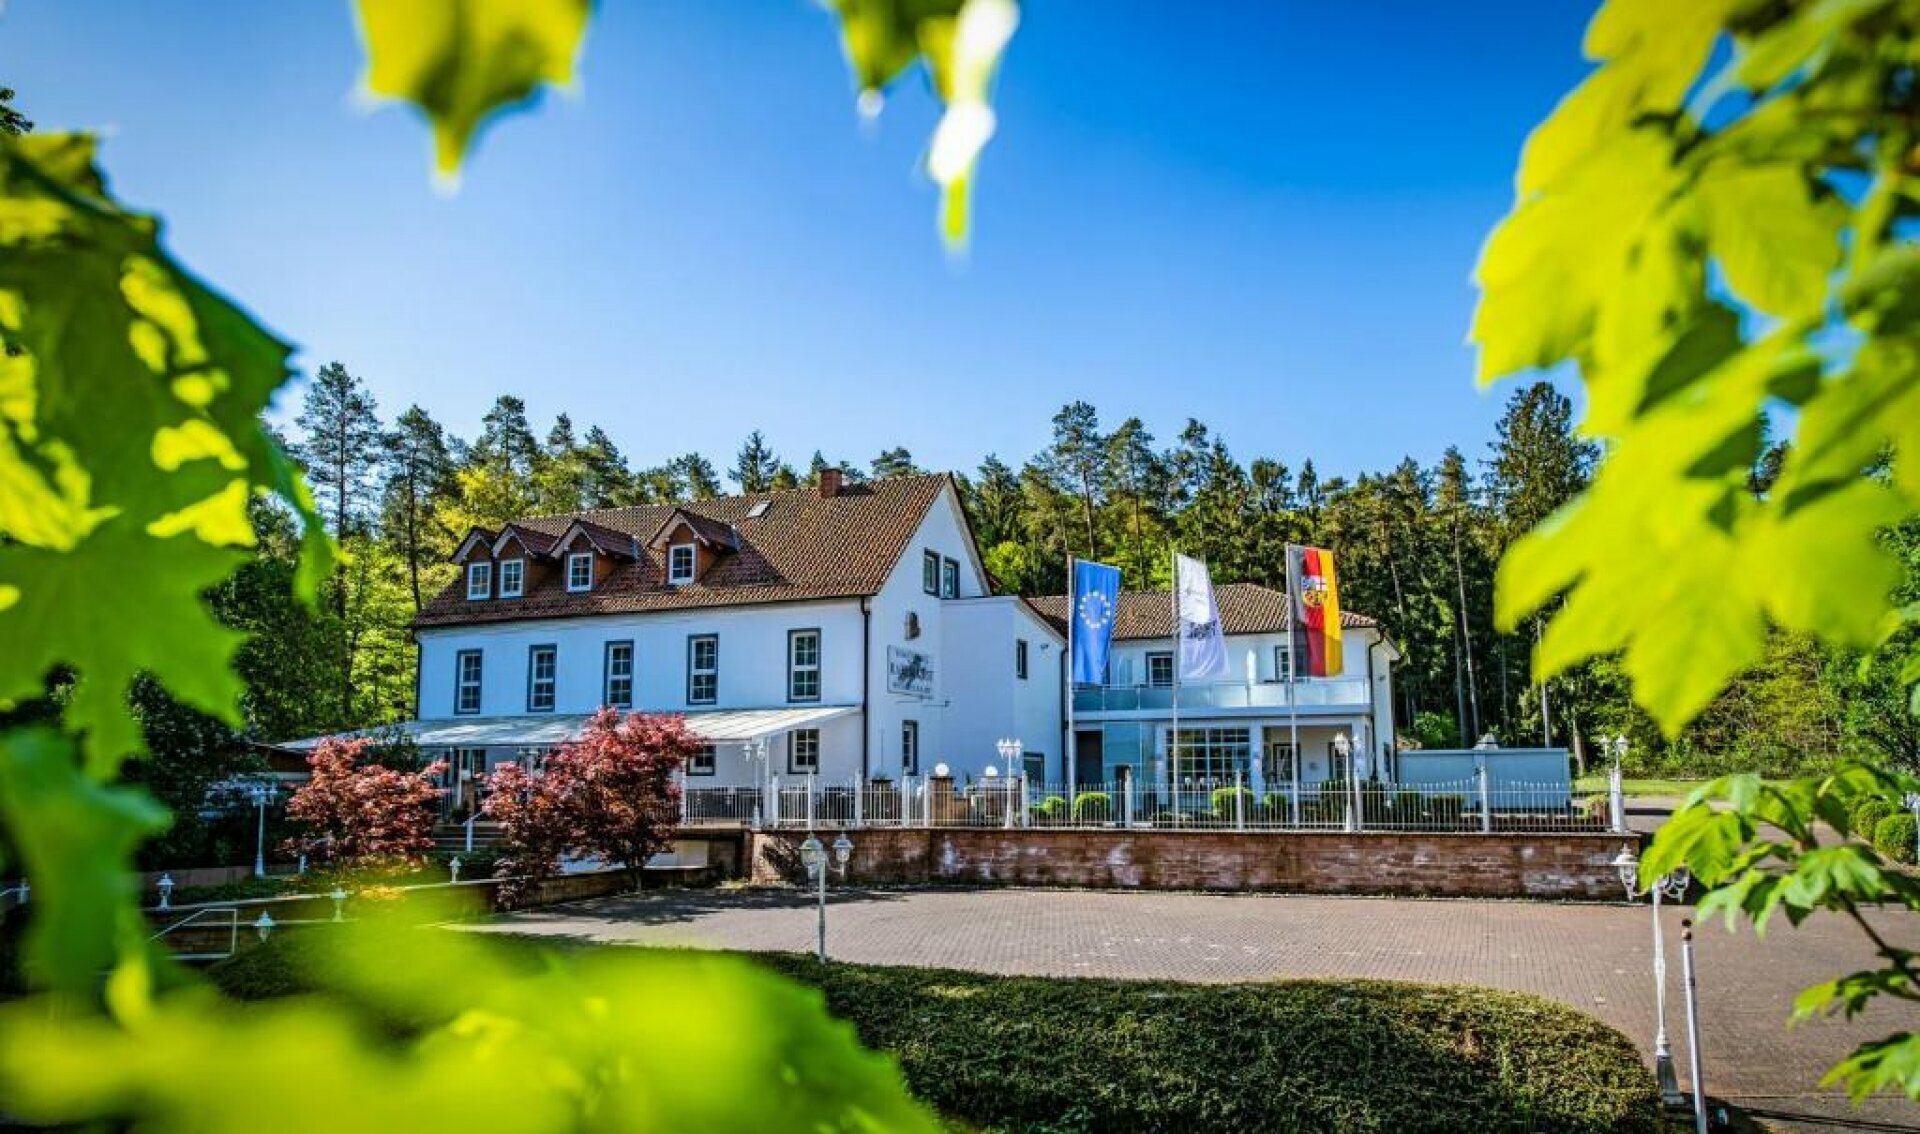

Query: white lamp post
left=1334, top=732, right=1356, bottom=832
left=745, top=736, right=770, bottom=829
left=449, top=856, right=463, bottom=884
left=1612, top=845, right=1691, bottom=1108
left=253, top=911, right=275, bottom=943
left=330, top=886, right=348, bottom=923
left=248, top=782, right=275, bottom=878
left=156, top=873, right=175, bottom=912
left=799, top=831, right=854, bottom=964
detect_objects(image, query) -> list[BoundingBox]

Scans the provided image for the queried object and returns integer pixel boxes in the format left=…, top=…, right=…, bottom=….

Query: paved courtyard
left=479, top=883, right=1920, bottom=1131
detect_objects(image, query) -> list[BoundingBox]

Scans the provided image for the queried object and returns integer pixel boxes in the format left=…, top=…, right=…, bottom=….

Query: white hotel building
left=295, top=470, right=1402, bottom=804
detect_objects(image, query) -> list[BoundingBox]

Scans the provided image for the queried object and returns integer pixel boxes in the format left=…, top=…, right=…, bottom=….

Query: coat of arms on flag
left=1285, top=544, right=1344, bottom=677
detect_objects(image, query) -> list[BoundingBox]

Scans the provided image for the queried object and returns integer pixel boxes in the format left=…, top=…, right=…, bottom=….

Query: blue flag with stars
left=1070, top=559, right=1123, bottom=686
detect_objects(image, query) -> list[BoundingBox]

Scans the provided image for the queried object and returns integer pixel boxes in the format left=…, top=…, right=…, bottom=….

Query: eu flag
left=1069, top=559, right=1123, bottom=686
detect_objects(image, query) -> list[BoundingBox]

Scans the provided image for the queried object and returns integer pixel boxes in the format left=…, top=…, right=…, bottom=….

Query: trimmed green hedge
left=1875, top=813, right=1918, bottom=865
left=212, top=938, right=1658, bottom=1132
left=758, top=957, right=1659, bottom=1134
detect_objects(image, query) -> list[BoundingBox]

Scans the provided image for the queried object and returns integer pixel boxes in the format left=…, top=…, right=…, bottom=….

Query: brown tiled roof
left=1027, top=583, right=1377, bottom=641
left=650, top=508, right=738, bottom=550
left=496, top=523, right=559, bottom=556
left=415, top=474, right=953, bottom=628
left=560, top=517, right=636, bottom=557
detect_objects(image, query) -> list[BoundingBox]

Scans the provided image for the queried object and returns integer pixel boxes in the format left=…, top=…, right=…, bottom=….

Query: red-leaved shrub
left=283, top=737, right=446, bottom=872
left=485, top=708, right=692, bottom=897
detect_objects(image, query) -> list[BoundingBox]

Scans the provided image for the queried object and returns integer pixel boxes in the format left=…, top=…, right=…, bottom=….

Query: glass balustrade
left=1071, top=677, right=1371, bottom=714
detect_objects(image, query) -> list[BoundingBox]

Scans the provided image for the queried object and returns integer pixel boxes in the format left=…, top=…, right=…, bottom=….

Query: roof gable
left=416, top=474, right=950, bottom=627
left=452, top=528, right=497, bottom=563
left=557, top=518, right=637, bottom=558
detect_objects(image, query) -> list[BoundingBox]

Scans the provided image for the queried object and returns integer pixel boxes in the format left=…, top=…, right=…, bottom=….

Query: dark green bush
left=761, top=957, right=1660, bottom=1134
left=1071, top=791, right=1112, bottom=822
left=1034, top=795, right=1068, bottom=823
left=1427, top=794, right=1468, bottom=827
left=1874, top=813, right=1917, bottom=865
left=1852, top=799, right=1895, bottom=840
left=1359, top=781, right=1394, bottom=824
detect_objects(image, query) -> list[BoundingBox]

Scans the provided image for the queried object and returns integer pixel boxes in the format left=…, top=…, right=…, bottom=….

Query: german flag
left=1285, top=544, right=1344, bottom=677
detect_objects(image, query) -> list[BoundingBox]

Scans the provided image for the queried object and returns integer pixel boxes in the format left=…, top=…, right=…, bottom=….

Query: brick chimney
left=818, top=467, right=844, bottom=498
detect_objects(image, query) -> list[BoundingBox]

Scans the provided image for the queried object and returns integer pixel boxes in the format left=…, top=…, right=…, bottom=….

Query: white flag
left=1175, top=553, right=1229, bottom=681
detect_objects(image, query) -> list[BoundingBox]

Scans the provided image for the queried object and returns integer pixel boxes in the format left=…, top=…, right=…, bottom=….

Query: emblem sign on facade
left=887, top=645, right=934, bottom=697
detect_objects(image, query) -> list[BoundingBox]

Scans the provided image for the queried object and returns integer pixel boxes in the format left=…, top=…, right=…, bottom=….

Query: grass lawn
left=1570, top=774, right=1781, bottom=798
left=210, top=932, right=1660, bottom=1133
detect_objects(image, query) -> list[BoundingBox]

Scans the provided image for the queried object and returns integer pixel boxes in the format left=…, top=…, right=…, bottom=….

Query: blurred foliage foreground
left=205, top=930, right=1662, bottom=1134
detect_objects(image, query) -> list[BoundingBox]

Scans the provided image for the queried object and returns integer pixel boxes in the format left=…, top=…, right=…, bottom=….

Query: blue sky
left=2, top=1, right=1593, bottom=480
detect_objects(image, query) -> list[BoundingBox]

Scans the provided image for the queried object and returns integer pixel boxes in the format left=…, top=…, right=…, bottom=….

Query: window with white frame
left=668, top=543, right=696, bottom=585
left=466, top=561, right=492, bottom=600
left=941, top=557, right=959, bottom=598
left=687, top=743, right=716, bottom=776
left=1146, top=651, right=1174, bottom=688
left=566, top=551, right=594, bottom=593
left=455, top=649, right=483, bottom=714
left=603, top=640, right=634, bottom=708
left=922, top=549, right=939, bottom=594
left=498, top=558, right=525, bottom=598
left=687, top=634, right=718, bottom=705
left=900, top=720, right=919, bottom=775
left=788, top=728, right=820, bottom=774
left=1015, top=638, right=1029, bottom=680
left=787, top=628, right=821, bottom=702
left=527, top=645, right=557, bottom=712
left=1275, top=642, right=1311, bottom=681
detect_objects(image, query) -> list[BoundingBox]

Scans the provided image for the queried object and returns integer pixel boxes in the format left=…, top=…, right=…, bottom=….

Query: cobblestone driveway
left=479, top=884, right=1920, bottom=1130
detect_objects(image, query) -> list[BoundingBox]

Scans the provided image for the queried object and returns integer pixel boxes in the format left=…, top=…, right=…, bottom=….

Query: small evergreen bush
left=1071, top=791, right=1113, bottom=823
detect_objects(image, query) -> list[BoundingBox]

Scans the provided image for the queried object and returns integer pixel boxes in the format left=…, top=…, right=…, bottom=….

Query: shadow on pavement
left=504, top=885, right=911, bottom=927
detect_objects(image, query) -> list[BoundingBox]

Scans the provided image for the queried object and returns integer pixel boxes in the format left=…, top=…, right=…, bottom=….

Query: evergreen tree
left=293, top=361, right=385, bottom=544
left=580, top=425, right=636, bottom=506
left=731, top=429, right=783, bottom=493
left=870, top=447, right=924, bottom=479
left=472, top=395, right=542, bottom=480
left=669, top=452, right=723, bottom=500
left=534, top=413, right=593, bottom=513
left=1038, top=401, right=1107, bottom=558
left=0, top=86, right=31, bottom=136
left=381, top=406, right=458, bottom=610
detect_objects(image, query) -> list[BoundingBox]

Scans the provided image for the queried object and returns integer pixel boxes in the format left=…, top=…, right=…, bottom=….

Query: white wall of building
left=417, top=597, right=867, bottom=723
left=940, top=597, right=1064, bottom=781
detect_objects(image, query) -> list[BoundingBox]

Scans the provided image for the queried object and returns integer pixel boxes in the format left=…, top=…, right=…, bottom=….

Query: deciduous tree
left=283, top=736, right=445, bottom=871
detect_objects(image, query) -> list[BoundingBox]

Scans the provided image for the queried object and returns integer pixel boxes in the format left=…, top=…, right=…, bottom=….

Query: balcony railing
left=1071, top=677, right=1371, bottom=714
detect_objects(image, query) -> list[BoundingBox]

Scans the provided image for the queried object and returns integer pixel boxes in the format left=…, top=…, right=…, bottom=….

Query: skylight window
left=747, top=500, right=772, bottom=519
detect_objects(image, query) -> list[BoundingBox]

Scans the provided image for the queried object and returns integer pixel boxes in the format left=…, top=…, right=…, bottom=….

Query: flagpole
left=1066, top=555, right=1077, bottom=802
left=1169, top=547, right=1180, bottom=824
left=1286, top=544, right=1302, bottom=827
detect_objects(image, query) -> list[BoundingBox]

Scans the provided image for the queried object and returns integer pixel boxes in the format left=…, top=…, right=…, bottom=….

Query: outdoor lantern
left=832, top=832, right=854, bottom=869
left=1612, top=845, right=1639, bottom=896
left=330, top=886, right=348, bottom=922
left=799, top=834, right=826, bottom=880
left=1333, top=733, right=1351, bottom=758
left=984, top=765, right=999, bottom=778
left=933, top=762, right=950, bottom=778
left=449, top=856, right=463, bottom=883
left=156, top=873, right=175, bottom=911
left=253, top=911, right=275, bottom=943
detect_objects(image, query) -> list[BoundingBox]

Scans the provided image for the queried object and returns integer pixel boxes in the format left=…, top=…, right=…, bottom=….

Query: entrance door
left=1073, top=730, right=1103, bottom=788
left=1266, top=740, right=1297, bottom=790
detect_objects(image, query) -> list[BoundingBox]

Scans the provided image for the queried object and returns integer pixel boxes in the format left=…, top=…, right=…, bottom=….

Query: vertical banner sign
left=1174, top=553, right=1229, bottom=681
left=1286, top=544, right=1345, bottom=677
left=1070, top=559, right=1123, bottom=686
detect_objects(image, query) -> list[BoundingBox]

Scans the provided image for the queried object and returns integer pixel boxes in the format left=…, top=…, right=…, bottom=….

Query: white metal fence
left=680, top=768, right=1613, bottom=834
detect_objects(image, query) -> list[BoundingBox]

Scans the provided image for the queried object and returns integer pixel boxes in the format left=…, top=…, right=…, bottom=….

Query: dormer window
left=467, top=561, right=492, bottom=600
left=499, top=558, right=525, bottom=598
left=668, top=543, right=696, bottom=586
left=566, top=552, right=594, bottom=593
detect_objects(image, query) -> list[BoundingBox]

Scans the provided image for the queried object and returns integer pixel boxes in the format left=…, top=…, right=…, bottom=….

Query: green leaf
left=0, top=729, right=169, bottom=994
left=1697, top=165, right=1844, bottom=321
left=0, top=134, right=329, bottom=769
left=354, top=0, right=592, bottom=180
left=827, top=0, right=1019, bottom=248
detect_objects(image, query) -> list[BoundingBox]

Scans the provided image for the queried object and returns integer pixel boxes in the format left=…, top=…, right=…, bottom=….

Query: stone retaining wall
left=750, top=828, right=1633, bottom=900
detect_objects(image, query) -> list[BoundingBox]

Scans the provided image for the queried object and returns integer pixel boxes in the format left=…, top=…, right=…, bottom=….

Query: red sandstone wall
left=750, top=829, right=1630, bottom=900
